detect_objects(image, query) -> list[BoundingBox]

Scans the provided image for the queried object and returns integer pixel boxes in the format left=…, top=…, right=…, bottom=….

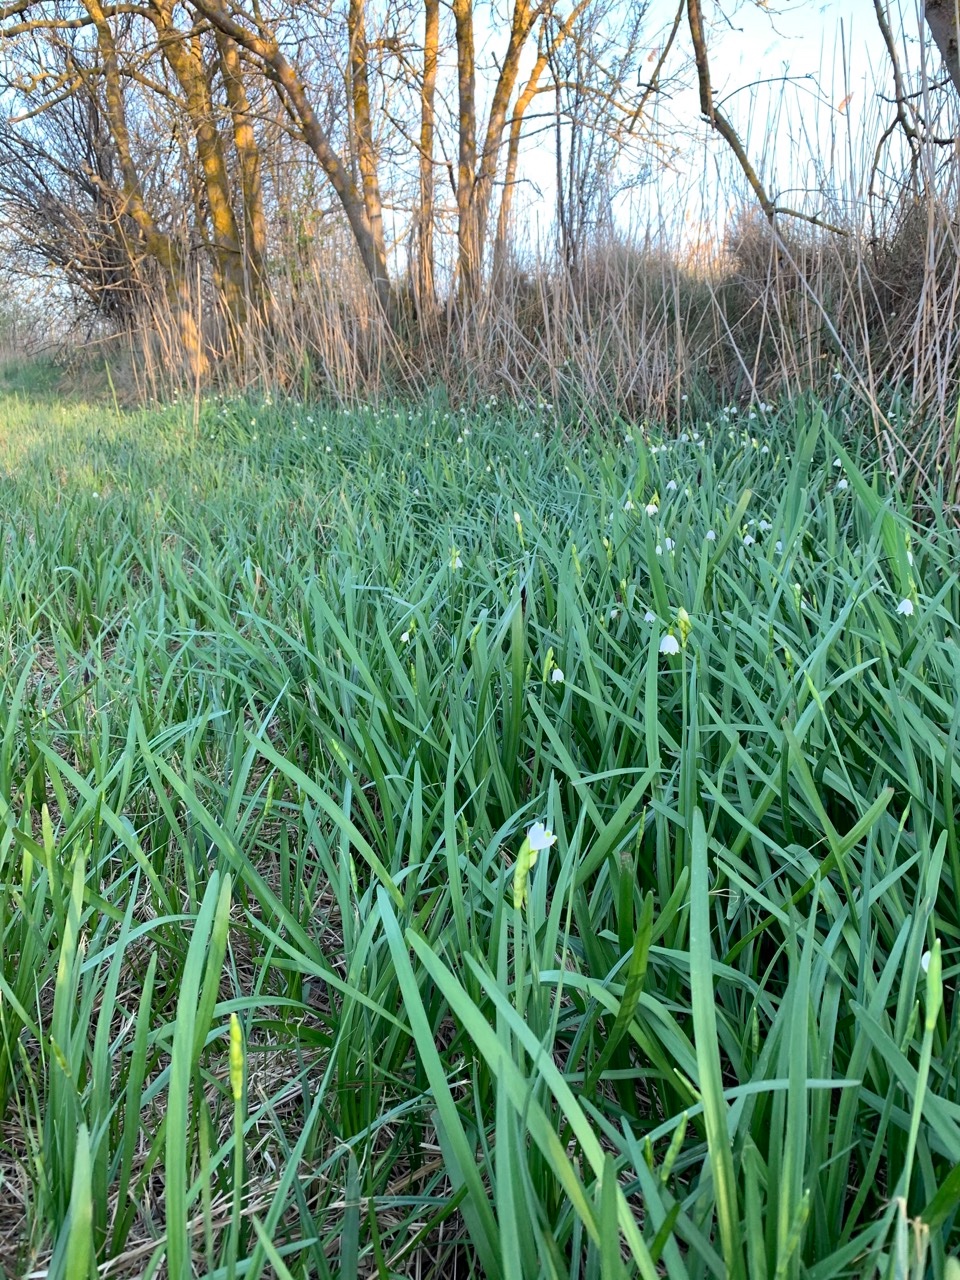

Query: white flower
left=451, top=551, right=463, bottom=571
left=896, top=598, right=914, bottom=616
left=664, top=538, right=675, bottom=551
left=666, top=480, right=678, bottom=492
left=514, top=512, right=522, bottom=524
left=644, top=610, right=656, bottom=623
left=833, top=458, right=842, bottom=467
left=623, top=498, right=635, bottom=511
left=836, top=479, right=849, bottom=491
left=761, top=445, right=770, bottom=454
left=624, top=434, right=633, bottom=443
left=681, top=394, right=688, bottom=402
left=655, top=544, right=663, bottom=556
left=705, top=529, right=716, bottom=542
left=526, top=822, right=556, bottom=852
left=400, top=631, right=410, bottom=643
left=659, top=634, right=680, bottom=655
left=92, top=491, right=100, bottom=499
left=645, top=502, right=658, bottom=516
left=609, top=608, right=619, bottom=620
left=775, top=541, right=783, bottom=553
left=743, top=534, right=755, bottom=546
left=758, top=520, right=772, bottom=532
left=550, top=667, right=565, bottom=684
left=679, top=432, right=689, bottom=442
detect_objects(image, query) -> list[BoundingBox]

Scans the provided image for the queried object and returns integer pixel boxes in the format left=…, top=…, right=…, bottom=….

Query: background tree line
left=1, top=0, right=960, bottom=434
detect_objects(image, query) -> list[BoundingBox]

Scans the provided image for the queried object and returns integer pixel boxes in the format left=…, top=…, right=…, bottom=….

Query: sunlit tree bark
left=81, top=0, right=210, bottom=376
left=923, top=0, right=960, bottom=96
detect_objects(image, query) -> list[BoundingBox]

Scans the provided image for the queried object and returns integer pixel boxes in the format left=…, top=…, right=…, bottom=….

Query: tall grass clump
left=0, top=384, right=959, bottom=1276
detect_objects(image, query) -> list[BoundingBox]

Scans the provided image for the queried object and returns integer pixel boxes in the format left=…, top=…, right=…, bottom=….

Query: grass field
left=1, top=377, right=959, bottom=1279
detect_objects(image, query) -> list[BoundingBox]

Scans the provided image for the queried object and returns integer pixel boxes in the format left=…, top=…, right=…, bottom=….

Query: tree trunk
left=82, top=0, right=210, bottom=378
left=215, top=28, right=269, bottom=321
left=150, top=3, right=249, bottom=344
left=924, top=1, right=960, bottom=97
left=414, top=0, right=440, bottom=317
left=189, top=0, right=394, bottom=318
left=452, top=0, right=480, bottom=302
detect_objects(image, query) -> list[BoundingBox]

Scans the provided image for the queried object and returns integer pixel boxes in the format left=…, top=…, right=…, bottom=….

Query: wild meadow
left=1, top=370, right=959, bottom=1279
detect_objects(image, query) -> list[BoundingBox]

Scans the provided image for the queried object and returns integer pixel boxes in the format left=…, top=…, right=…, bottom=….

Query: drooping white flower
left=526, top=822, right=556, bottom=852
left=896, top=598, right=914, bottom=616
left=400, top=631, right=411, bottom=644
left=550, top=667, right=565, bottom=684
left=664, top=538, right=676, bottom=551
left=705, top=529, right=716, bottom=542
left=659, top=634, right=680, bottom=655
left=758, top=520, right=772, bottom=532
left=666, top=480, right=678, bottom=491
left=645, top=502, right=659, bottom=516
left=644, top=610, right=656, bottom=623
left=513, top=822, right=556, bottom=907
left=451, top=550, right=463, bottom=571
left=775, top=540, right=783, bottom=553
left=623, top=498, right=635, bottom=511
left=655, top=544, right=663, bottom=556
left=743, top=534, right=755, bottom=546
left=836, top=479, right=849, bottom=491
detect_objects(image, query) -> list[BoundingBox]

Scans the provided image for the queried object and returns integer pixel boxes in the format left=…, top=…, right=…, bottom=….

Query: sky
left=519, top=0, right=934, bottom=249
